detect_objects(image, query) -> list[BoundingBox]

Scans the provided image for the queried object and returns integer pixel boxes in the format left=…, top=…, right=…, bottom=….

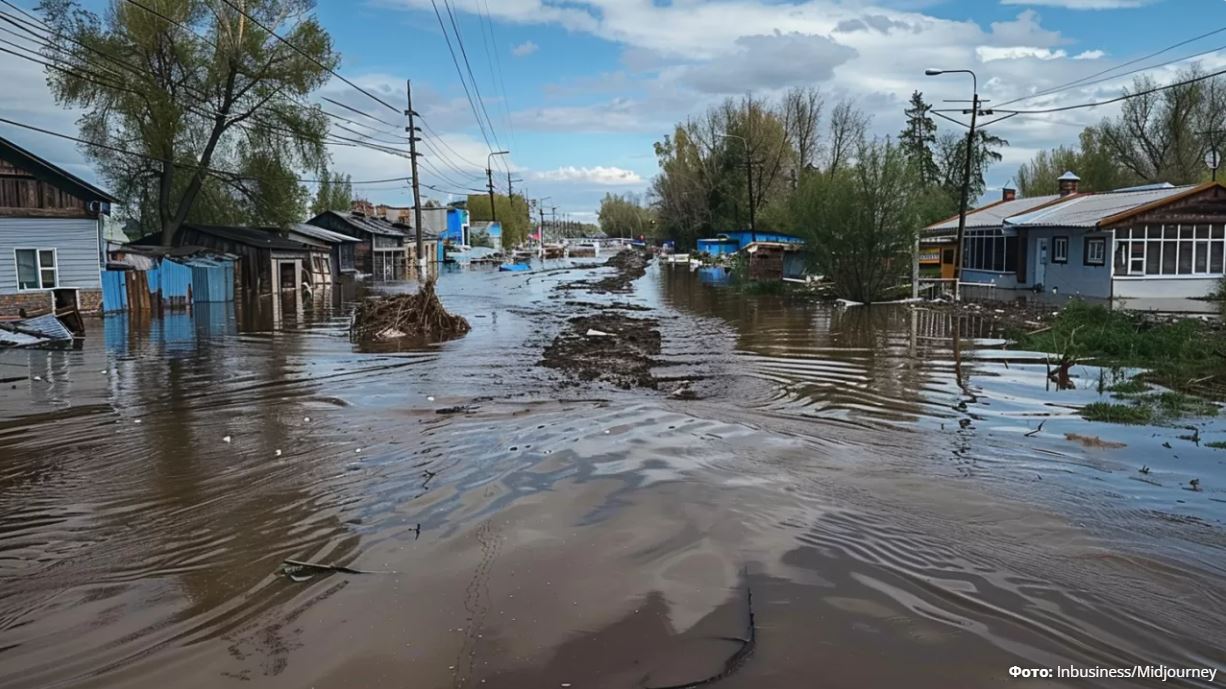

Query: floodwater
left=1, top=259, right=1223, bottom=688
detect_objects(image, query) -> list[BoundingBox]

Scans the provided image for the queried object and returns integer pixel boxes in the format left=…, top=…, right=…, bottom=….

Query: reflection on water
left=0, top=263, right=1223, bottom=689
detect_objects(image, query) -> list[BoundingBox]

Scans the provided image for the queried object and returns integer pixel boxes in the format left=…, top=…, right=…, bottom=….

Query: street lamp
left=926, top=67, right=979, bottom=302
left=486, top=150, right=510, bottom=223
left=718, top=133, right=756, bottom=243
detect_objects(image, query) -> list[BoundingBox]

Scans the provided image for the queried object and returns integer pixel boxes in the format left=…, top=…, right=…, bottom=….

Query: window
left=1052, top=236, right=1069, bottom=263
left=15, top=249, right=57, bottom=290
left=1114, top=225, right=1226, bottom=276
left=961, top=230, right=1017, bottom=272
left=1084, top=237, right=1106, bottom=266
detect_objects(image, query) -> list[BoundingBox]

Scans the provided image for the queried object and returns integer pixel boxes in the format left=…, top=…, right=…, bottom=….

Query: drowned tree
left=39, top=0, right=339, bottom=244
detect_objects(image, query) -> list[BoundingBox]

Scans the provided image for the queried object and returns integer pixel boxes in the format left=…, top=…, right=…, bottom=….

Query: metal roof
left=0, top=134, right=116, bottom=204
left=925, top=194, right=1061, bottom=233
left=312, top=210, right=410, bottom=238
left=183, top=225, right=318, bottom=251
left=288, top=223, right=359, bottom=244
left=1004, top=184, right=1196, bottom=229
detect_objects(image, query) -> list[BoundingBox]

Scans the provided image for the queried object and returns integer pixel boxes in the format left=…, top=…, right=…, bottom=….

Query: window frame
left=13, top=248, right=58, bottom=291
left=1052, top=236, right=1069, bottom=264
left=1113, top=224, right=1226, bottom=279
left=1083, top=237, right=1106, bottom=267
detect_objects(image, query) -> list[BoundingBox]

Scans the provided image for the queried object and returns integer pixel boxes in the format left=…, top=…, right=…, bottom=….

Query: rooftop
left=1004, top=184, right=1197, bottom=229
left=925, top=194, right=1062, bottom=233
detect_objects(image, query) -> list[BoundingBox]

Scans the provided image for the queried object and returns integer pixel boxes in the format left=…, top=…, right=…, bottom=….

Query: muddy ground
left=541, top=250, right=678, bottom=392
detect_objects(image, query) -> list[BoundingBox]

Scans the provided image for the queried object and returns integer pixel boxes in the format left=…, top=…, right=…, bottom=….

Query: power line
left=476, top=0, right=516, bottom=151
left=996, top=64, right=1226, bottom=115
left=0, top=114, right=413, bottom=185
left=998, top=24, right=1226, bottom=107
left=441, top=0, right=504, bottom=167
left=428, top=0, right=495, bottom=158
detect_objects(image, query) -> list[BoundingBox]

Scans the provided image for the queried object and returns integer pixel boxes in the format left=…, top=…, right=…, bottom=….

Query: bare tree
left=782, top=87, right=825, bottom=172
left=826, top=99, right=870, bottom=179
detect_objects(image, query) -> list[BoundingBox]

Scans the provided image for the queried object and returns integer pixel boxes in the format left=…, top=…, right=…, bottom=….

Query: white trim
left=12, top=247, right=59, bottom=291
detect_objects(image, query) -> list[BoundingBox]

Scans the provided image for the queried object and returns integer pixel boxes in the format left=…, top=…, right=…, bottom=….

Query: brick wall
left=78, top=288, right=102, bottom=313
left=0, top=291, right=52, bottom=319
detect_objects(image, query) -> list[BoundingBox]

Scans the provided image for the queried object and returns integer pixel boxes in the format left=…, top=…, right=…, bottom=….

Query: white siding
left=0, top=217, right=101, bottom=294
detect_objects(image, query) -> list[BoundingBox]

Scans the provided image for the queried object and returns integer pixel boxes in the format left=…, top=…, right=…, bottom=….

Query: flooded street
left=2, top=258, right=1224, bottom=688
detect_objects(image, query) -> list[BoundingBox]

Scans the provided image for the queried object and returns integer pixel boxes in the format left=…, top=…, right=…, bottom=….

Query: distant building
left=696, top=230, right=804, bottom=257
left=470, top=220, right=502, bottom=250
left=306, top=207, right=442, bottom=280
left=0, top=135, right=115, bottom=318
left=421, top=206, right=470, bottom=246
left=921, top=174, right=1226, bottom=311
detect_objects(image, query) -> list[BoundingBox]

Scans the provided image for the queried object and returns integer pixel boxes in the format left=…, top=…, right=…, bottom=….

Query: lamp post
left=718, top=133, right=755, bottom=244
left=925, top=68, right=978, bottom=302
left=486, top=150, right=510, bottom=224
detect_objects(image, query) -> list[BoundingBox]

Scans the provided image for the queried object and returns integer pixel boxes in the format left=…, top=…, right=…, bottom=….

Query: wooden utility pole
left=486, top=168, right=497, bottom=224
left=405, top=80, right=425, bottom=276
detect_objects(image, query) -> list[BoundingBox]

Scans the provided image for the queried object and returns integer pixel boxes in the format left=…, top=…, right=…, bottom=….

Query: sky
left=1, top=0, right=1224, bottom=225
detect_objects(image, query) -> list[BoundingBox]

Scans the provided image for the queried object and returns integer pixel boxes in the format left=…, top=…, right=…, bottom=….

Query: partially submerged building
left=306, top=208, right=441, bottom=280
left=920, top=174, right=1226, bottom=311
left=0, top=135, right=115, bottom=318
left=133, top=224, right=323, bottom=294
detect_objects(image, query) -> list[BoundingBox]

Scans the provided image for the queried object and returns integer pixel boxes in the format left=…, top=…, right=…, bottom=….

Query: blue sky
left=1, top=0, right=1223, bottom=223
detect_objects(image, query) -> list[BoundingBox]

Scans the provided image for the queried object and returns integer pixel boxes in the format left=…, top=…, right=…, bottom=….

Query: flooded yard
left=1, top=258, right=1223, bottom=688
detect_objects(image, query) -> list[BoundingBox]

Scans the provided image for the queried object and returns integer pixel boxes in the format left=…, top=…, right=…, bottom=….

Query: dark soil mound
left=541, top=313, right=661, bottom=389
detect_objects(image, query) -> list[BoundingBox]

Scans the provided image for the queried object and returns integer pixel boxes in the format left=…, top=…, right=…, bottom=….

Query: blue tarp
left=102, top=255, right=235, bottom=313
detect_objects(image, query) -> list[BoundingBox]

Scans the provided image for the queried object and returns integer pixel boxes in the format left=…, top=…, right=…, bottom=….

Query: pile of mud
left=351, top=280, right=470, bottom=342
left=541, top=313, right=661, bottom=389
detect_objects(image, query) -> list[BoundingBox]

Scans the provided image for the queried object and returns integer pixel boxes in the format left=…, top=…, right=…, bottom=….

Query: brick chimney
left=1058, top=171, right=1081, bottom=197
left=1002, top=184, right=1017, bottom=202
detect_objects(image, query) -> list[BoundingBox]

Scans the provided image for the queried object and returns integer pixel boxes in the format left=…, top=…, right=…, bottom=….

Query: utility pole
left=405, top=80, right=425, bottom=277
left=486, top=150, right=510, bottom=226
left=746, top=156, right=756, bottom=244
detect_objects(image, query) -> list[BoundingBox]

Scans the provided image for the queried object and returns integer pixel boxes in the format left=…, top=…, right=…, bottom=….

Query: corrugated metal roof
left=926, top=194, right=1061, bottom=232
left=315, top=211, right=410, bottom=238
left=288, top=223, right=359, bottom=244
left=1005, top=185, right=1195, bottom=228
left=185, top=225, right=318, bottom=251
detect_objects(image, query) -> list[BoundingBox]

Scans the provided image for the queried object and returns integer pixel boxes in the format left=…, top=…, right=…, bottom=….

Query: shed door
left=1035, top=238, right=1048, bottom=286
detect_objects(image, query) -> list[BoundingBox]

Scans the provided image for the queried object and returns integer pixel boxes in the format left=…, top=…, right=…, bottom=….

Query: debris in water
left=1139, top=465, right=1150, bottom=474
left=222, top=435, right=231, bottom=443
left=350, top=279, right=470, bottom=343
left=275, top=449, right=283, bottom=457
left=437, top=405, right=478, bottom=415
left=1189, top=478, right=1201, bottom=491
left=1064, top=433, right=1126, bottom=449
left=586, top=329, right=612, bottom=337
left=278, top=558, right=391, bottom=582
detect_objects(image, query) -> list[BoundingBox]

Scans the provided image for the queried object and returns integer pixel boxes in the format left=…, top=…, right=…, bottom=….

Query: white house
left=0, top=135, right=114, bottom=319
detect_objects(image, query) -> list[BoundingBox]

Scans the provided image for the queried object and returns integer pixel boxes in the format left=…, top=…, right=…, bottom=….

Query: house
left=0, top=135, right=115, bottom=318
left=920, top=185, right=1062, bottom=282
left=924, top=173, right=1226, bottom=311
left=307, top=209, right=442, bottom=280
left=696, top=230, right=805, bottom=257
left=287, top=223, right=360, bottom=284
left=421, top=206, right=470, bottom=246
left=132, top=224, right=321, bottom=294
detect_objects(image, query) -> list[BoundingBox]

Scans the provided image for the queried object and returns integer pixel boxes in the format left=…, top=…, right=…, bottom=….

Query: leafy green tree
left=783, top=139, right=922, bottom=302
left=310, top=169, right=353, bottom=215
left=935, top=129, right=1008, bottom=203
left=467, top=193, right=530, bottom=247
left=899, top=91, right=939, bottom=186
left=598, top=192, right=653, bottom=239
left=40, top=0, right=337, bottom=244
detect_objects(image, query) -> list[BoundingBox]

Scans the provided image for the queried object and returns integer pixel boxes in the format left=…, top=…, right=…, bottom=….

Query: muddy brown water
left=1, top=260, right=1224, bottom=688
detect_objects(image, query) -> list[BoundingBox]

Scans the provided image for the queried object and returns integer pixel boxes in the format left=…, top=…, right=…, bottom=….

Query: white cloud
left=1073, top=49, right=1106, bottom=60
left=1001, top=0, right=1151, bottom=8
left=532, top=166, right=644, bottom=185
left=677, top=32, right=856, bottom=94
left=512, top=40, right=538, bottom=57
left=977, top=46, right=1068, bottom=62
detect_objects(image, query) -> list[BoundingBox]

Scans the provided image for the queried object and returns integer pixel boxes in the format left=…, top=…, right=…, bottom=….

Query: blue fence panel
left=101, top=270, right=127, bottom=312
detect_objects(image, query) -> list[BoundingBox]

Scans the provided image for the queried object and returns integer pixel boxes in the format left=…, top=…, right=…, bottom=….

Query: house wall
left=1113, top=276, right=1219, bottom=301
left=0, top=217, right=103, bottom=295
left=0, top=159, right=96, bottom=218
left=1023, top=228, right=1113, bottom=299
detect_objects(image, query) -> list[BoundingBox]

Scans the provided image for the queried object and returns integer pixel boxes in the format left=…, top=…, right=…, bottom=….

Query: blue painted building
left=103, top=251, right=236, bottom=313
left=696, top=230, right=805, bottom=256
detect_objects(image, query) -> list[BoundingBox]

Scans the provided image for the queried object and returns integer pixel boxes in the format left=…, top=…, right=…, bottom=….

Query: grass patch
left=1108, top=379, right=1151, bottom=395
left=1081, top=392, right=1219, bottom=425
left=1206, top=441, right=1226, bottom=450
left=1009, top=301, right=1226, bottom=400
left=1081, top=402, right=1155, bottom=424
